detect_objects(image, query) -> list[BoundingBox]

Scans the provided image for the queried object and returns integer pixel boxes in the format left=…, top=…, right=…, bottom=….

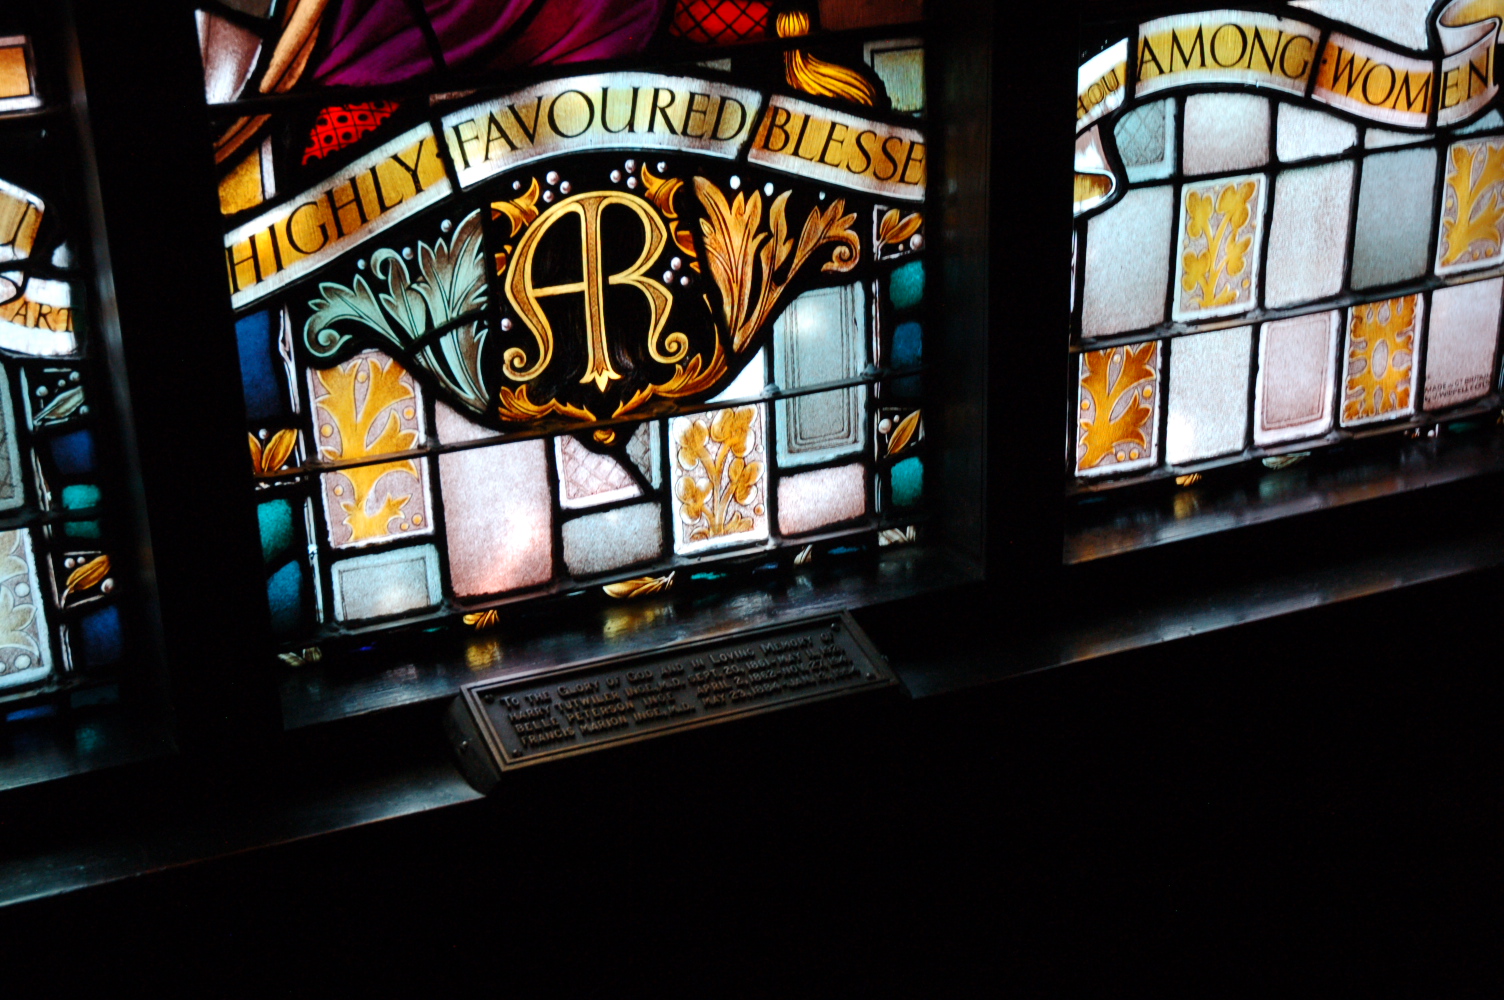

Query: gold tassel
left=776, top=10, right=878, bottom=107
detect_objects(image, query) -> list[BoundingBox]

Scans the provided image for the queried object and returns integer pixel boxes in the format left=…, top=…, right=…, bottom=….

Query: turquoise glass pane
left=891, top=456, right=924, bottom=507
left=258, top=499, right=296, bottom=566
left=61, top=483, right=100, bottom=510
left=889, top=262, right=925, bottom=310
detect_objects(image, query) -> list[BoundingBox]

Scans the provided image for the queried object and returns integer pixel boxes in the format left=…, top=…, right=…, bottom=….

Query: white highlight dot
left=546, top=170, right=560, bottom=185
left=610, top=169, right=622, bottom=182
left=764, top=182, right=774, bottom=196
left=671, top=257, right=682, bottom=270
left=626, top=177, right=638, bottom=189
left=730, top=175, right=741, bottom=190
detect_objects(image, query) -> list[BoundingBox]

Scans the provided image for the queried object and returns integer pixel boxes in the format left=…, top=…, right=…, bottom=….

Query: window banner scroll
left=1075, top=2, right=1504, bottom=216
left=221, top=72, right=926, bottom=436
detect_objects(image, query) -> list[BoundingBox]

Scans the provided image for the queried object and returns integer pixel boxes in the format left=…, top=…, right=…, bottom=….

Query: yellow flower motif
left=675, top=406, right=763, bottom=542
left=710, top=406, right=755, bottom=458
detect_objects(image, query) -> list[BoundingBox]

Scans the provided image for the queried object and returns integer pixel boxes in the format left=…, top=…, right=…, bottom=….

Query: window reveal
left=1071, top=4, right=1504, bottom=495
left=199, top=2, right=930, bottom=656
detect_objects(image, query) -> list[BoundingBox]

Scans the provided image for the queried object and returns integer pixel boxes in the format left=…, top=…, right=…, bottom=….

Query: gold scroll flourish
left=640, top=164, right=700, bottom=272
left=496, top=385, right=597, bottom=424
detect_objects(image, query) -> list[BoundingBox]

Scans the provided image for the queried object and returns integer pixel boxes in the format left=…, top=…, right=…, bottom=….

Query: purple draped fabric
left=311, top=0, right=672, bottom=87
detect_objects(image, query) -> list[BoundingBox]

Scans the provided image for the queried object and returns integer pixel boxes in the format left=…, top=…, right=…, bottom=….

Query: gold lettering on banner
left=504, top=192, right=688, bottom=391
left=1135, top=13, right=1319, bottom=97
left=224, top=128, right=452, bottom=308
left=1314, top=34, right=1434, bottom=127
left=749, top=96, right=925, bottom=202
left=0, top=294, right=72, bottom=333
left=441, top=73, right=762, bottom=189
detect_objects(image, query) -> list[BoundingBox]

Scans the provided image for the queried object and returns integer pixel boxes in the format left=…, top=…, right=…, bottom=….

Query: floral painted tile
left=1074, top=341, right=1160, bottom=478
left=1436, top=136, right=1504, bottom=276
left=1172, top=173, right=1265, bottom=323
left=1342, top=294, right=1421, bottom=427
left=309, top=350, right=432, bottom=549
left=670, top=404, right=769, bottom=555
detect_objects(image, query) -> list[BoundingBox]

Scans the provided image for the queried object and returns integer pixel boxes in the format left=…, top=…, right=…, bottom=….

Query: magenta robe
left=311, top=0, right=671, bottom=87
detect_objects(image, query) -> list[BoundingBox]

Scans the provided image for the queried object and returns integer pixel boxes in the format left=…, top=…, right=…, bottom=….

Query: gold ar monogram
left=504, top=191, right=689, bottom=392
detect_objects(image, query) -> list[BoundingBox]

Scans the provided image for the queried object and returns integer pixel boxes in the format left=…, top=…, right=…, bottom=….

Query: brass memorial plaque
left=448, top=613, right=892, bottom=788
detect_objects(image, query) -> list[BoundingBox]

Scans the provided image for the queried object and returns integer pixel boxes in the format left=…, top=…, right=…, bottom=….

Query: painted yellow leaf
left=603, top=572, right=675, bottom=599
left=878, top=208, right=924, bottom=247
left=887, top=410, right=922, bottom=456
left=63, top=555, right=109, bottom=598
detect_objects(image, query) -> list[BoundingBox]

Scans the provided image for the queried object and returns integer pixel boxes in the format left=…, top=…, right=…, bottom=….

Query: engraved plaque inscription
left=448, top=613, right=893, bottom=788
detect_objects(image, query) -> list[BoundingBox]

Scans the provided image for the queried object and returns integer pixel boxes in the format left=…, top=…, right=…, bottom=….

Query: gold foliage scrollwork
left=694, top=177, right=859, bottom=352
left=496, top=384, right=597, bottom=424
left=640, top=164, right=700, bottom=271
left=491, top=177, right=542, bottom=237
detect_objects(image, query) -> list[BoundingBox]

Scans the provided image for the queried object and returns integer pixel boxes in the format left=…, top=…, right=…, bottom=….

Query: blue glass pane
left=237, top=310, right=286, bottom=421
left=889, top=261, right=925, bottom=310
left=258, top=499, right=296, bottom=566
left=50, top=430, right=95, bottom=474
left=267, top=559, right=307, bottom=636
left=892, top=321, right=922, bottom=367
left=78, top=606, right=123, bottom=667
left=891, top=456, right=924, bottom=507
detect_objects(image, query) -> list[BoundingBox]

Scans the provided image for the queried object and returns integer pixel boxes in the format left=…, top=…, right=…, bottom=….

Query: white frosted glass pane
left=434, top=401, right=491, bottom=444
left=555, top=435, right=641, bottom=510
left=330, top=544, right=441, bottom=622
left=775, top=283, right=866, bottom=467
left=1254, top=311, right=1339, bottom=446
left=1425, top=279, right=1501, bottom=410
left=865, top=40, right=924, bottom=114
left=1341, top=295, right=1422, bottom=426
left=1082, top=185, right=1173, bottom=337
left=708, top=347, right=766, bottom=403
left=1165, top=326, right=1252, bottom=465
left=1115, top=100, right=1176, bottom=183
left=1366, top=129, right=1431, bottom=149
left=439, top=438, right=553, bottom=597
left=1352, top=147, right=1437, bottom=289
left=561, top=502, right=662, bottom=576
left=197, top=9, right=261, bottom=104
left=1264, top=162, right=1355, bottom=309
left=1183, top=93, right=1270, bottom=176
left=776, top=463, right=866, bottom=535
left=1277, top=104, right=1358, bottom=161
left=1289, top=1, right=1429, bottom=50
left=626, top=421, right=662, bottom=488
left=1456, top=110, right=1504, bottom=135
left=0, top=370, right=21, bottom=512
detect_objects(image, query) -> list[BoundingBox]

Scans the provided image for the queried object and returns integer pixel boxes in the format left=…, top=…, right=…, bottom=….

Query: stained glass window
left=1071, top=2, right=1504, bottom=559
left=195, top=0, right=934, bottom=666
left=0, top=9, right=136, bottom=700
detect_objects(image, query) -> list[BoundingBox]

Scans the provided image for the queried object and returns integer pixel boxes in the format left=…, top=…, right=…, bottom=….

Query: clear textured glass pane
left=1424, top=278, right=1502, bottom=410
left=438, top=439, right=553, bottom=598
left=1166, top=326, right=1252, bottom=466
